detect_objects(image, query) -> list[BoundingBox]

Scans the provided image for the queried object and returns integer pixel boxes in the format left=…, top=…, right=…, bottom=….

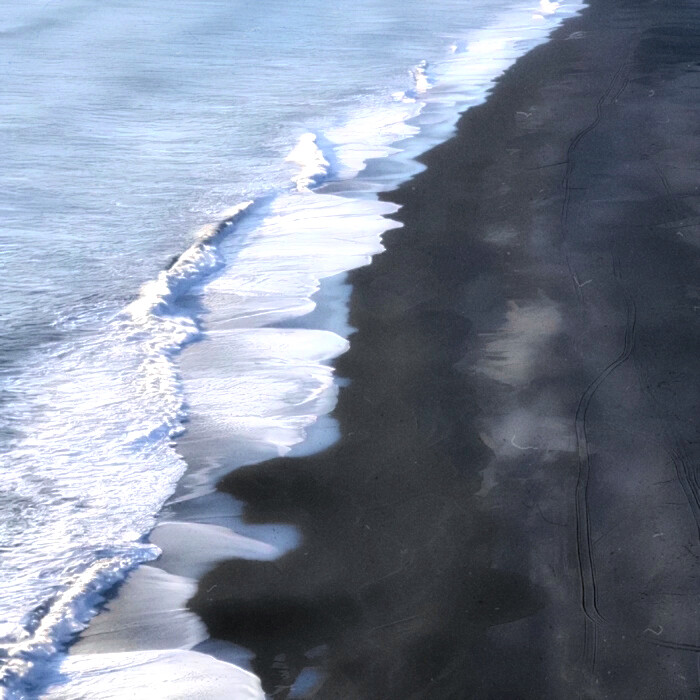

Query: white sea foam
left=325, top=100, right=423, bottom=180
left=286, top=133, right=329, bottom=191
left=181, top=329, right=349, bottom=454
left=537, top=0, right=561, bottom=17
left=205, top=192, right=398, bottom=323
left=410, top=60, right=432, bottom=95
left=45, top=650, right=264, bottom=699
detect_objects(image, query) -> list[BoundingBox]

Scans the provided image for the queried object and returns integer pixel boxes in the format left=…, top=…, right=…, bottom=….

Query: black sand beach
left=190, top=0, right=700, bottom=697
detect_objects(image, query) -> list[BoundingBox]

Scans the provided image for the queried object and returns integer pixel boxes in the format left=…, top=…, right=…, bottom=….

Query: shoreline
left=190, top=0, right=700, bottom=697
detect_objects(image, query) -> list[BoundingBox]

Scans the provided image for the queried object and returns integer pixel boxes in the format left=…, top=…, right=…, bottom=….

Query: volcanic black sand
left=190, top=1, right=700, bottom=697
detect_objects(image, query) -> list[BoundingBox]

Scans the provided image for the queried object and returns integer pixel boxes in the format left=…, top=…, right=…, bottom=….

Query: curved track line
left=559, top=59, right=633, bottom=655
left=574, top=292, right=637, bottom=627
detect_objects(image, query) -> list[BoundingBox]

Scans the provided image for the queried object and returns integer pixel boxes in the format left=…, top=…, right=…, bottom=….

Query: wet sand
left=190, top=1, right=700, bottom=697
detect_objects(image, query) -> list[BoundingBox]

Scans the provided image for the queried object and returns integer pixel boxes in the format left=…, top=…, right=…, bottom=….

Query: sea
left=0, top=0, right=583, bottom=696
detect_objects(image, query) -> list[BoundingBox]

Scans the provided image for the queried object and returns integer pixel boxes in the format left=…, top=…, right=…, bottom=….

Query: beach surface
left=190, top=0, right=700, bottom=697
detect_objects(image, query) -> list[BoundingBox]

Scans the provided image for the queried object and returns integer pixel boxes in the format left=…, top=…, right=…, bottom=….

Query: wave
left=120, top=201, right=255, bottom=442
left=0, top=204, right=255, bottom=695
left=0, top=124, right=398, bottom=693
left=0, top=547, right=157, bottom=696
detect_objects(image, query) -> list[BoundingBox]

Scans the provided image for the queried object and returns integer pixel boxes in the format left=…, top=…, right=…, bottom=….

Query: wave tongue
left=47, top=650, right=264, bottom=700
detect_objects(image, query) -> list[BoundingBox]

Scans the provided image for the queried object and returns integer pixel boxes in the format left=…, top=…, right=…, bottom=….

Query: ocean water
left=0, top=0, right=583, bottom=696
